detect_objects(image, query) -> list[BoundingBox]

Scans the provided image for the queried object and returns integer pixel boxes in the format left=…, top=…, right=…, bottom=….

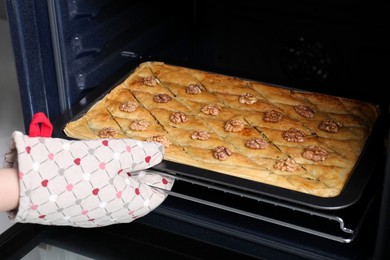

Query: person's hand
left=0, top=168, right=19, bottom=212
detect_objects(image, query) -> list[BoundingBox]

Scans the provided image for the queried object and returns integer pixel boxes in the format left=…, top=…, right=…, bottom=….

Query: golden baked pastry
left=64, top=61, right=380, bottom=197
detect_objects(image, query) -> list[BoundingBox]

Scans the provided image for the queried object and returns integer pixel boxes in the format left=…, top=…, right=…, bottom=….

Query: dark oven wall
left=194, top=0, right=389, bottom=103
left=6, top=0, right=389, bottom=128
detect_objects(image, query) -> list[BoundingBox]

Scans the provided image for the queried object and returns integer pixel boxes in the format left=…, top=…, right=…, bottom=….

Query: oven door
left=1, top=222, right=253, bottom=259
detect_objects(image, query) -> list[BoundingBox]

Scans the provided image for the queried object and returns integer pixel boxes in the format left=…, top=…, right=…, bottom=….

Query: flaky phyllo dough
left=64, top=61, right=380, bottom=197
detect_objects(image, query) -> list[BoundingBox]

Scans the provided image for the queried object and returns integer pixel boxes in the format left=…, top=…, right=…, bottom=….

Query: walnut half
left=142, top=76, right=158, bottom=86
left=263, top=110, right=283, bottom=123
left=186, top=83, right=203, bottom=94
left=130, top=119, right=150, bottom=131
left=146, top=135, right=171, bottom=147
left=119, top=101, right=138, bottom=112
left=274, top=158, right=298, bottom=172
left=245, top=138, right=269, bottom=149
left=191, top=130, right=210, bottom=140
left=302, top=146, right=328, bottom=162
left=294, top=104, right=316, bottom=118
left=212, top=146, right=232, bottom=161
left=153, top=93, right=172, bottom=103
left=201, top=104, right=222, bottom=116
left=224, top=119, right=245, bottom=132
left=318, top=119, right=342, bottom=133
left=98, top=127, right=117, bottom=138
left=282, top=128, right=305, bottom=143
left=170, top=112, right=188, bottom=124
left=239, top=93, right=257, bottom=104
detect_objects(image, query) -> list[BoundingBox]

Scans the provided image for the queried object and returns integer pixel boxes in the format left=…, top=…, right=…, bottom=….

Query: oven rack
left=149, top=170, right=376, bottom=243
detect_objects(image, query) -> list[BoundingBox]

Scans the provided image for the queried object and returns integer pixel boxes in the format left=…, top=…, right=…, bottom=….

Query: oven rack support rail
left=148, top=171, right=375, bottom=243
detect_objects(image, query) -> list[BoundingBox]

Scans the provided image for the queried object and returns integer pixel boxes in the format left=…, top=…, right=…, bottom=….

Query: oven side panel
left=6, top=0, right=59, bottom=128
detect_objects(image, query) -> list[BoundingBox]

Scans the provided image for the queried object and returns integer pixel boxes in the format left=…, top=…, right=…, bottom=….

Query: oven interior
left=5, top=0, right=390, bottom=259
left=10, top=0, right=389, bottom=124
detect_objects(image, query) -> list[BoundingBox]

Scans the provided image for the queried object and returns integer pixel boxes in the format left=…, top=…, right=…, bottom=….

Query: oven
left=1, top=0, right=389, bottom=259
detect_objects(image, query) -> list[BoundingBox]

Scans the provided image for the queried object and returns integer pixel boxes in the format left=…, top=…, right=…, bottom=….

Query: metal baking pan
left=52, top=59, right=388, bottom=211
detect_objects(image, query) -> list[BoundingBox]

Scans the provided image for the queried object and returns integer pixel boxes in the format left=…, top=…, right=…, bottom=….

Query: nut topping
left=142, top=76, right=158, bottom=86
left=98, top=127, right=117, bottom=138
left=294, top=104, right=316, bottom=118
left=302, top=146, right=328, bottom=162
left=274, top=158, right=299, bottom=172
left=130, top=119, right=151, bottom=131
left=263, top=110, right=283, bottom=123
left=318, top=119, right=343, bottom=133
left=153, top=93, right=172, bottom=103
left=119, top=101, right=138, bottom=112
left=245, top=138, right=269, bottom=149
left=239, top=93, right=257, bottom=104
left=191, top=130, right=211, bottom=140
left=282, top=128, right=305, bottom=142
left=224, top=119, right=245, bottom=132
left=186, top=83, right=203, bottom=94
left=201, top=104, right=222, bottom=116
left=170, top=111, right=188, bottom=124
left=146, top=135, right=171, bottom=147
left=212, top=146, right=232, bottom=161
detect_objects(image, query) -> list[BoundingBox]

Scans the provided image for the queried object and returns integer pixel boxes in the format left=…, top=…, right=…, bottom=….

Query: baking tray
left=52, top=60, right=388, bottom=211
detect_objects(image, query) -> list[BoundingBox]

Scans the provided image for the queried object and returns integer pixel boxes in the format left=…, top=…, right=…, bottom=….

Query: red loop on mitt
left=29, top=112, right=53, bottom=137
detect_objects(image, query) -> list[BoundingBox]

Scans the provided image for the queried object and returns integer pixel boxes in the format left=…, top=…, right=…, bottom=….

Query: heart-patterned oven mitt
left=5, top=131, right=174, bottom=227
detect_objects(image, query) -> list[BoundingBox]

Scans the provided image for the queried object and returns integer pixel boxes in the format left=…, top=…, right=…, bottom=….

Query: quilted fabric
left=4, top=131, right=174, bottom=227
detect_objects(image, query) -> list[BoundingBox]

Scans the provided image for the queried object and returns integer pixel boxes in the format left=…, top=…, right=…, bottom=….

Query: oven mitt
left=4, top=130, right=174, bottom=227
